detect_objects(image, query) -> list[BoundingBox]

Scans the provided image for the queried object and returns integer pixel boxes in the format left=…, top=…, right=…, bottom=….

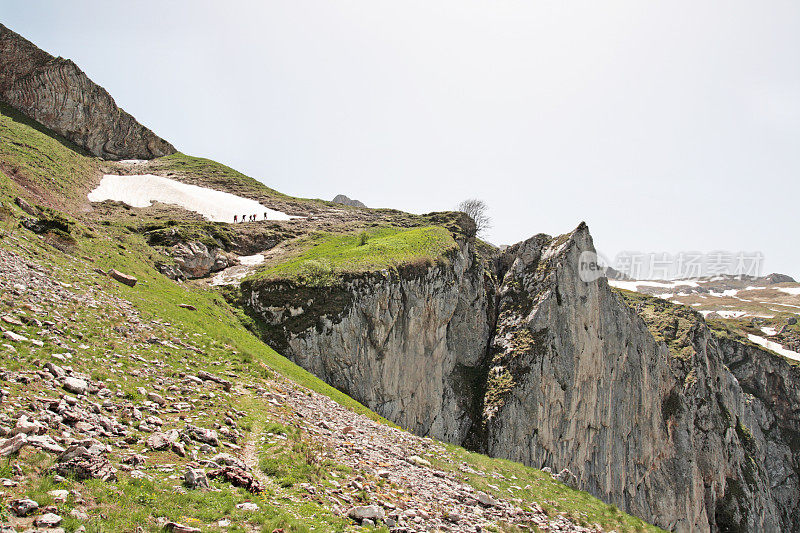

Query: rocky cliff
left=481, top=225, right=794, bottom=532
left=242, top=239, right=495, bottom=444
left=242, top=223, right=800, bottom=532
left=0, top=23, right=175, bottom=160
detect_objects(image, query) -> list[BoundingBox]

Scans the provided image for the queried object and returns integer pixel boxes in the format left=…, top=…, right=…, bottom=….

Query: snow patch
left=761, top=327, right=778, bottom=336
left=608, top=279, right=701, bottom=292
left=747, top=334, right=800, bottom=362
left=709, top=289, right=739, bottom=298
left=88, top=174, right=303, bottom=223
left=777, top=287, right=800, bottom=296
left=238, top=254, right=265, bottom=266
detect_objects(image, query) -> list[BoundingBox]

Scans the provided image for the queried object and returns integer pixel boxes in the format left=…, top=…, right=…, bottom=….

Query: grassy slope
left=615, top=287, right=798, bottom=367
left=0, top=102, right=98, bottom=209
left=0, top=106, right=664, bottom=532
left=251, top=226, right=458, bottom=282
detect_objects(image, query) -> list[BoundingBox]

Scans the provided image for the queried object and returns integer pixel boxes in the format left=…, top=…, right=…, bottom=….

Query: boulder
left=182, top=425, right=219, bottom=447
left=348, top=505, right=385, bottom=522
left=208, top=465, right=262, bottom=493
left=476, top=491, right=501, bottom=507
left=62, top=377, right=89, bottom=395
left=0, top=433, right=27, bottom=456
left=14, top=197, right=38, bottom=216
left=171, top=242, right=234, bottom=279
left=34, top=512, right=62, bottom=527
left=9, top=497, right=39, bottom=516
left=54, top=445, right=117, bottom=481
left=145, top=432, right=171, bottom=451
left=108, top=269, right=137, bottom=287
left=165, top=522, right=201, bottom=533
left=184, top=466, right=210, bottom=490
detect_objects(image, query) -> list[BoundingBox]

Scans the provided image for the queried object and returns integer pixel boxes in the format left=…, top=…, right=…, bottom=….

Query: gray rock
left=348, top=504, right=385, bottom=522
left=145, top=432, right=171, bottom=451
left=9, top=497, right=38, bottom=516
left=34, top=512, right=62, bottom=527
left=182, top=425, right=219, bottom=447
left=171, top=242, right=234, bottom=279
left=476, top=491, right=500, bottom=507
left=0, top=433, right=27, bottom=456
left=183, top=466, right=210, bottom=490
left=555, top=468, right=578, bottom=490
left=331, top=194, right=367, bottom=208
left=147, top=392, right=166, bottom=405
left=62, top=377, right=88, bottom=395
left=54, top=445, right=116, bottom=481
left=243, top=221, right=800, bottom=532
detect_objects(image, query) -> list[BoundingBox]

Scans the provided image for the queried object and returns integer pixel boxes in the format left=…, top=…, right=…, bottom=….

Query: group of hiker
left=233, top=212, right=269, bottom=223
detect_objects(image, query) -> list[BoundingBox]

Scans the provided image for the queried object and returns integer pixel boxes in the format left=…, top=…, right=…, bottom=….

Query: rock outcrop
left=161, top=241, right=236, bottom=279
left=332, top=194, right=367, bottom=208
left=243, top=240, right=494, bottom=443
left=0, top=23, right=175, bottom=160
left=242, top=222, right=800, bottom=532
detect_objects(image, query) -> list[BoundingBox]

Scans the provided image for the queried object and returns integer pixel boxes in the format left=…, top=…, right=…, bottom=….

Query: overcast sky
left=3, top=1, right=799, bottom=278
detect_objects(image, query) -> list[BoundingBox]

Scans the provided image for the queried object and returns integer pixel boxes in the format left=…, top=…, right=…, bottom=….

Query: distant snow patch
left=608, top=279, right=700, bottom=292
left=761, top=327, right=778, bottom=336
left=777, top=287, right=800, bottom=296
left=88, top=174, right=302, bottom=223
left=709, top=289, right=739, bottom=298
left=747, top=334, right=800, bottom=362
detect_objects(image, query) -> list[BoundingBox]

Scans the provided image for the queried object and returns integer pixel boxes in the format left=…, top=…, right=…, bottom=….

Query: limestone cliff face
left=718, top=337, right=800, bottom=529
left=242, top=224, right=800, bottom=532
left=481, top=224, right=792, bottom=532
left=0, top=23, right=175, bottom=160
left=243, top=240, right=495, bottom=443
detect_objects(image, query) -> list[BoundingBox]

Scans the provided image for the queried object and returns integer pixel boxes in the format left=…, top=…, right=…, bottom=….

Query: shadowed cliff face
left=242, top=224, right=800, bottom=532
left=0, top=23, right=175, bottom=160
left=244, top=240, right=496, bottom=444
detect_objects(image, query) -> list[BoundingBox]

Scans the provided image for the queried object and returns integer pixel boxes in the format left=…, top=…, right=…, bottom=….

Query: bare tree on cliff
left=457, top=199, right=491, bottom=237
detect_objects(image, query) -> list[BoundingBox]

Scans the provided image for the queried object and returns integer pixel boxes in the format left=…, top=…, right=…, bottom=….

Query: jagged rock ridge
left=243, top=223, right=800, bottom=532
left=0, top=23, right=175, bottom=160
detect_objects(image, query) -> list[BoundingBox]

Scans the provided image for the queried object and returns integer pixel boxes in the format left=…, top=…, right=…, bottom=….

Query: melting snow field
left=747, top=334, right=800, bottom=362
left=88, top=174, right=301, bottom=223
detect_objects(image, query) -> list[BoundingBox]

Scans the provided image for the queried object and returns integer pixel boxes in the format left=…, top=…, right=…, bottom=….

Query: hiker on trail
left=242, top=213, right=246, bottom=222
left=264, top=212, right=268, bottom=220
left=233, top=215, right=238, bottom=223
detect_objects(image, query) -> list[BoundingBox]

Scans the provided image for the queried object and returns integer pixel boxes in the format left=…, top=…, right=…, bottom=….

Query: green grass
left=146, top=152, right=302, bottom=202
left=615, top=288, right=702, bottom=360
left=251, top=226, right=458, bottom=282
left=0, top=101, right=98, bottom=207
left=433, top=444, right=665, bottom=533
